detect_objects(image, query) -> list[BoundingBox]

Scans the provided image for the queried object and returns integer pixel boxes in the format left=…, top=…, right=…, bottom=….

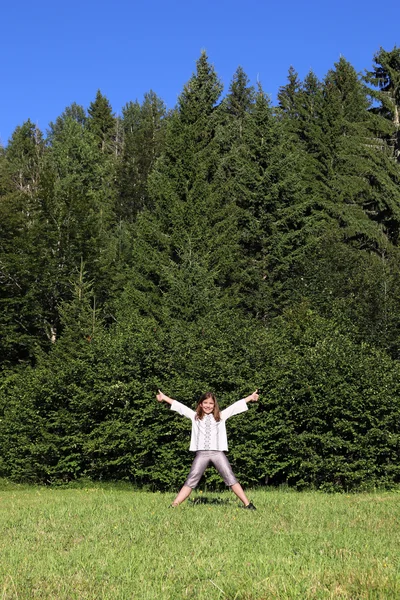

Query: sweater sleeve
left=220, top=399, right=248, bottom=421
left=170, top=400, right=196, bottom=420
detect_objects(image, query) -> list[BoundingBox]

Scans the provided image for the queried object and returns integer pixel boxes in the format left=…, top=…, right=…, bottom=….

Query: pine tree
left=275, top=57, right=400, bottom=351
left=214, top=71, right=288, bottom=318
left=323, top=57, right=400, bottom=246
left=277, top=66, right=302, bottom=116
left=37, top=113, right=117, bottom=340
left=0, top=121, right=47, bottom=367
left=87, top=90, right=116, bottom=154
left=365, top=46, right=400, bottom=160
left=274, top=60, right=400, bottom=285
left=48, top=103, right=87, bottom=141
left=113, top=53, right=254, bottom=397
left=125, top=53, right=224, bottom=319
left=117, top=91, right=166, bottom=221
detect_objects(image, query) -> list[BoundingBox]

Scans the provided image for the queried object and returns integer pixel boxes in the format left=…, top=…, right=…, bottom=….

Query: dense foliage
left=1, top=48, right=400, bottom=490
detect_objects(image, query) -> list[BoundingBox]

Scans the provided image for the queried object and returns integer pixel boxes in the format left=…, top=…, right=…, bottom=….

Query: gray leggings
left=184, top=450, right=238, bottom=488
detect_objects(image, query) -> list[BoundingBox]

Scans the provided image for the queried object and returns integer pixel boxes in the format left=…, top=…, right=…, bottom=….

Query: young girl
left=156, top=389, right=259, bottom=509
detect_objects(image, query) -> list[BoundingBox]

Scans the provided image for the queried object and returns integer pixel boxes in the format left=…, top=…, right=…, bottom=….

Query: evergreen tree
left=48, top=103, right=87, bottom=141
left=323, top=57, right=400, bottom=246
left=224, top=66, right=255, bottom=123
left=144, top=51, right=225, bottom=286
left=274, top=59, right=400, bottom=312
left=274, top=57, right=400, bottom=352
left=365, top=46, right=400, bottom=160
left=277, top=66, right=302, bottom=115
left=214, top=71, right=299, bottom=319
left=0, top=121, right=47, bottom=367
left=87, top=90, right=116, bottom=154
left=37, top=114, right=116, bottom=340
left=116, top=52, right=251, bottom=385
left=117, top=91, right=167, bottom=221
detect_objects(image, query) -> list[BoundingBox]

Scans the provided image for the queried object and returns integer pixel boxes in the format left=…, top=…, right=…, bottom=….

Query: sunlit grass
left=0, top=482, right=399, bottom=599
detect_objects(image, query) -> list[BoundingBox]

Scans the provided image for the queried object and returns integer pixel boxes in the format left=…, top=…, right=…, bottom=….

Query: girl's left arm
left=243, top=390, right=259, bottom=404
left=221, top=390, right=259, bottom=420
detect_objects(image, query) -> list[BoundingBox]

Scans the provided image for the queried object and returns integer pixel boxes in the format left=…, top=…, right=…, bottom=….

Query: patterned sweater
left=170, top=399, right=248, bottom=451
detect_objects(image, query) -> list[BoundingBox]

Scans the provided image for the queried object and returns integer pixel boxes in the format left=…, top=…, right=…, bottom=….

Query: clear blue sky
left=1, top=0, right=398, bottom=145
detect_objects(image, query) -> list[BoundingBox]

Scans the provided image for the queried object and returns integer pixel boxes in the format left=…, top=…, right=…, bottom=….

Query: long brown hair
left=195, top=392, right=221, bottom=422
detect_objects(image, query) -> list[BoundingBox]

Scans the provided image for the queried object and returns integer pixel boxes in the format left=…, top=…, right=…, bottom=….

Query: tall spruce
left=116, top=53, right=254, bottom=397
left=117, top=91, right=166, bottom=221
left=275, top=60, right=400, bottom=300
left=125, top=52, right=225, bottom=319
left=38, top=113, right=116, bottom=340
left=365, top=46, right=400, bottom=161
left=214, top=69, right=301, bottom=319
left=48, top=103, right=87, bottom=141
left=87, top=90, right=116, bottom=154
left=322, top=57, right=400, bottom=247
left=0, top=121, right=47, bottom=367
left=276, top=58, right=400, bottom=351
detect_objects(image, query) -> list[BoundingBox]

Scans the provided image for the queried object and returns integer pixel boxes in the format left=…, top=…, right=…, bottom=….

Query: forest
left=1, top=47, right=400, bottom=491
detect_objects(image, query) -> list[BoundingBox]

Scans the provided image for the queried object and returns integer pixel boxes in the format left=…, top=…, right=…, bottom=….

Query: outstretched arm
left=243, top=389, right=259, bottom=404
left=156, top=389, right=195, bottom=419
left=156, top=390, right=175, bottom=405
left=220, top=389, right=259, bottom=420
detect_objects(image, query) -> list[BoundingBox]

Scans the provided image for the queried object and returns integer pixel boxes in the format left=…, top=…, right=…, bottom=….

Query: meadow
left=0, top=481, right=399, bottom=599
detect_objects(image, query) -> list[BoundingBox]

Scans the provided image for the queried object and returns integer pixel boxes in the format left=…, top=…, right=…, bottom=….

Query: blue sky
left=1, top=0, right=398, bottom=145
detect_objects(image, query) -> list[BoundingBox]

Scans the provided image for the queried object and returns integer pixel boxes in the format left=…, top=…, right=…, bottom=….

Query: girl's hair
left=195, top=392, right=221, bottom=422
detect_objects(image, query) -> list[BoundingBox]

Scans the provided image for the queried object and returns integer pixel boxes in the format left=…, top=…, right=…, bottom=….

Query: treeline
left=1, top=48, right=400, bottom=490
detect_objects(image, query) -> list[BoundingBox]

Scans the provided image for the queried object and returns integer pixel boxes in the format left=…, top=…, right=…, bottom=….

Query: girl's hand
left=244, top=390, right=259, bottom=403
left=156, top=390, right=175, bottom=405
left=156, top=389, right=167, bottom=402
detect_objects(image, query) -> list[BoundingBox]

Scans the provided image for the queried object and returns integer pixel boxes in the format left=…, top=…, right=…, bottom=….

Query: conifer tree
left=273, top=68, right=327, bottom=299
left=116, top=53, right=253, bottom=397
left=214, top=71, right=294, bottom=318
left=277, top=66, right=302, bottom=116
left=118, top=91, right=166, bottom=221
left=0, top=121, right=47, bottom=367
left=87, top=90, right=116, bottom=154
left=276, top=57, right=400, bottom=350
left=211, top=66, right=256, bottom=298
left=365, top=46, right=400, bottom=160
left=37, top=114, right=117, bottom=340
left=48, top=103, right=87, bottom=141
left=275, top=60, right=400, bottom=283
left=127, top=53, right=224, bottom=317
left=323, top=57, right=400, bottom=246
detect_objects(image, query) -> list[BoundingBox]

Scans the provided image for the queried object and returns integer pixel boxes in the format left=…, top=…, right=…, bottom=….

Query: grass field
left=0, top=481, right=399, bottom=599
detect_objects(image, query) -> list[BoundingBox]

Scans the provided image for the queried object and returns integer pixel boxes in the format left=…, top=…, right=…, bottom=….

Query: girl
left=156, top=389, right=259, bottom=509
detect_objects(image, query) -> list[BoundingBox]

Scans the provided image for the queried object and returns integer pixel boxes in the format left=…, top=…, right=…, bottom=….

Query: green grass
left=0, top=483, right=399, bottom=599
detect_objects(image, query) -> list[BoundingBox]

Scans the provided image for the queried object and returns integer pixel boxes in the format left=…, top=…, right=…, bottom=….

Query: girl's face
left=200, top=398, right=215, bottom=414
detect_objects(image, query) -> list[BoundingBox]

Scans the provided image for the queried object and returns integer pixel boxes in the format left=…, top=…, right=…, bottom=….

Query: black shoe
left=243, top=502, right=256, bottom=510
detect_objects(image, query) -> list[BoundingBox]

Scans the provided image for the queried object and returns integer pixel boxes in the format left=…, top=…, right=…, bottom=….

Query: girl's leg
left=230, top=483, right=250, bottom=506
left=171, top=485, right=193, bottom=506
left=211, top=452, right=252, bottom=507
left=171, top=452, right=210, bottom=506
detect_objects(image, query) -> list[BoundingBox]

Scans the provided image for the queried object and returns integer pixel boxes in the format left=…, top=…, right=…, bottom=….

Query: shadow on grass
left=188, top=495, right=232, bottom=506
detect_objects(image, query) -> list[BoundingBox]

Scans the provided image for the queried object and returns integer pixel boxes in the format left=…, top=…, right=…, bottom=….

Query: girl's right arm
left=156, top=390, right=195, bottom=419
left=156, top=390, right=175, bottom=405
